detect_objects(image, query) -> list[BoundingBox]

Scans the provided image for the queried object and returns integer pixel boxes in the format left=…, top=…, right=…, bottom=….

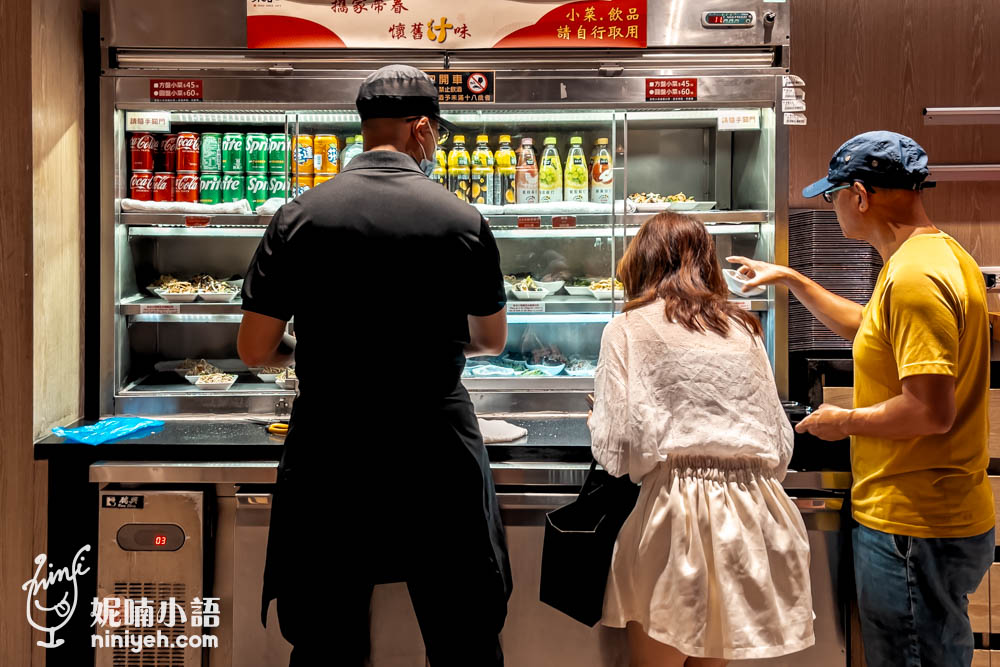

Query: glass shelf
left=168, top=112, right=287, bottom=124
left=120, top=298, right=769, bottom=322
left=123, top=212, right=768, bottom=237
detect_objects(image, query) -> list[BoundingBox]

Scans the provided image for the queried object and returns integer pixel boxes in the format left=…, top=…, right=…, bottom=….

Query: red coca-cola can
left=152, top=172, right=175, bottom=202
left=157, top=133, right=178, bottom=172
left=175, top=172, right=199, bottom=203
left=129, top=171, right=154, bottom=200
left=176, top=132, right=200, bottom=172
left=129, top=133, right=155, bottom=171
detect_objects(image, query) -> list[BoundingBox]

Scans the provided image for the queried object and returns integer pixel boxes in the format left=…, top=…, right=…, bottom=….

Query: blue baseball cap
left=802, top=130, right=935, bottom=199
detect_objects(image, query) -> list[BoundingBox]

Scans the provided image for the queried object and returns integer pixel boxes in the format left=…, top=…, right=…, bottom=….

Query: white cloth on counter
left=477, top=418, right=527, bottom=443
left=256, top=197, right=289, bottom=216
left=121, top=198, right=254, bottom=215
left=589, top=300, right=793, bottom=483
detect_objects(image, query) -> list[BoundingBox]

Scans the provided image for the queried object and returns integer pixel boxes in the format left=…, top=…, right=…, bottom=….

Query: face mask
left=418, top=138, right=436, bottom=178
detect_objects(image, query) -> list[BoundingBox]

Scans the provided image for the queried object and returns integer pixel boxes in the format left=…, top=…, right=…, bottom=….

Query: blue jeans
left=853, top=523, right=994, bottom=667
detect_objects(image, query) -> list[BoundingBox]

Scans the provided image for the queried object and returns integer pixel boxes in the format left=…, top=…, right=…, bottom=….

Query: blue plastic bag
left=52, top=418, right=164, bottom=445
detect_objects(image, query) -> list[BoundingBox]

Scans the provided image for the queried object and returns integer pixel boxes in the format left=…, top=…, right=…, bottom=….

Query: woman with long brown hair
left=589, top=212, right=814, bottom=666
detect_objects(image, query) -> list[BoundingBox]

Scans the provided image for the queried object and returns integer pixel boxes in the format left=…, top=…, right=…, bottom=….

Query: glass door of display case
left=116, top=111, right=303, bottom=414
left=620, top=107, right=777, bottom=361
left=113, top=104, right=779, bottom=413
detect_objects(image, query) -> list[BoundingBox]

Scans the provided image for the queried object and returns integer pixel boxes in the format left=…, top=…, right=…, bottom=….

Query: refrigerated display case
left=81, top=4, right=858, bottom=667
left=104, top=68, right=788, bottom=416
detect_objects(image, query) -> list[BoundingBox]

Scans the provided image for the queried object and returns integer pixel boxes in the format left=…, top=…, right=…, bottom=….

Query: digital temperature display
left=702, top=11, right=755, bottom=28
left=116, top=523, right=185, bottom=552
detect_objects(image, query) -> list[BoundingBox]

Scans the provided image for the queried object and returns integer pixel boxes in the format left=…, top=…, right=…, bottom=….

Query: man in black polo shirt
left=237, top=64, right=511, bottom=666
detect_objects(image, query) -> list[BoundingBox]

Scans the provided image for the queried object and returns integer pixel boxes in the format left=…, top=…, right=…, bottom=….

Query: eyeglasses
left=821, top=184, right=852, bottom=203
left=822, top=182, right=876, bottom=203
left=406, top=116, right=449, bottom=145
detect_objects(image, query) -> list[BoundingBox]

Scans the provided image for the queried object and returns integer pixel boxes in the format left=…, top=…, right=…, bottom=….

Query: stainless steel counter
left=89, top=459, right=851, bottom=490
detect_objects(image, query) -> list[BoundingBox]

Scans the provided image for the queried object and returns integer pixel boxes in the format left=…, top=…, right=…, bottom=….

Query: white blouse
left=589, top=301, right=793, bottom=482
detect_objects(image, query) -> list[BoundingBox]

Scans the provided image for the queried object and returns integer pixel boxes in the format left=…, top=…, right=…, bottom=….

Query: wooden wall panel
left=0, top=0, right=36, bottom=665
left=970, top=567, right=990, bottom=634
left=789, top=1, right=1000, bottom=265
left=32, top=0, right=84, bottom=439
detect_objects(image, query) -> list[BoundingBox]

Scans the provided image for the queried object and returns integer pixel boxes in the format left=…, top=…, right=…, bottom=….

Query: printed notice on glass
left=150, top=80, right=204, bottom=102
left=717, top=110, right=760, bottom=131
left=424, top=70, right=495, bottom=104
left=646, top=78, right=698, bottom=102
left=126, top=112, right=172, bottom=133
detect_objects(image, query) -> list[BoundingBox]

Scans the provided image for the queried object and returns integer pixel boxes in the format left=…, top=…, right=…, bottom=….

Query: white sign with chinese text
left=507, top=302, right=546, bottom=314
left=782, top=87, right=805, bottom=101
left=781, top=99, right=806, bottom=113
left=247, top=0, right=648, bottom=50
left=139, top=304, right=181, bottom=315
left=125, top=113, right=171, bottom=134
left=717, top=109, right=760, bottom=131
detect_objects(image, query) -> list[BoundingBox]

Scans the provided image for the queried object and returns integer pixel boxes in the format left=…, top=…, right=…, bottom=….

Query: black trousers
left=269, top=398, right=510, bottom=666
left=275, top=568, right=505, bottom=666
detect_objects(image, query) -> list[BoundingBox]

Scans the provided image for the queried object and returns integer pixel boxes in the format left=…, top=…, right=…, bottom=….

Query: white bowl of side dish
left=533, top=280, right=565, bottom=294
left=255, top=368, right=288, bottom=383
left=723, top=269, right=766, bottom=297
left=197, top=291, right=238, bottom=303
left=588, top=288, right=619, bottom=301
left=510, top=287, right=549, bottom=301
left=194, top=375, right=237, bottom=391
left=161, top=291, right=198, bottom=303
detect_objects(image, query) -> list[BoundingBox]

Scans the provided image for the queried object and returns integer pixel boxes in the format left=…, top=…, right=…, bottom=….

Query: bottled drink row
left=127, top=130, right=615, bottom=209
left=433, top=135, right=614, bottom=206
left=128, top=130, right=368, bottom=206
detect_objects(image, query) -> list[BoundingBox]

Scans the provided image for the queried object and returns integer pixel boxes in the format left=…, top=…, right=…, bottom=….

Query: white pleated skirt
left=602, top=455, right=816, bottom=660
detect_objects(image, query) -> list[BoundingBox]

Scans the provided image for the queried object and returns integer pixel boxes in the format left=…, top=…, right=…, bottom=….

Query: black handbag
left=539, top=459, right=641, bottom=626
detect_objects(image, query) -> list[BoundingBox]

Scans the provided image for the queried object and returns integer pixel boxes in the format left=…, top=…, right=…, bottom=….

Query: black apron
left=260, top=380, right=512, bottom=628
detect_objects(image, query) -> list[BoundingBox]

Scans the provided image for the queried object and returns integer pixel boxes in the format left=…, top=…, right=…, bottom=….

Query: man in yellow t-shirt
left=729, top=131, right=993, bottom=667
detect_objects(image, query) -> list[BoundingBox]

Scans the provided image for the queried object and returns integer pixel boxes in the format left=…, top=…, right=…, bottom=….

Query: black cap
left=355, top=64, right=460, bottom=135
left=802, top=130, right=935, bottom=198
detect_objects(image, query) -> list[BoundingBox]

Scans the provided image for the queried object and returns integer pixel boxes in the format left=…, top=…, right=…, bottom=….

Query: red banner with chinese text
left=247, top=0, right=647, bottom=49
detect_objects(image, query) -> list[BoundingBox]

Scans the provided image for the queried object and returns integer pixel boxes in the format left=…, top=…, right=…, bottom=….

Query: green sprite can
left=246, top=172, right=269, bottom=209
left=198, top=173, right=222, bottom=205
left=246, top=133, right=269, bottom=173
left=200, top=133, right=222, bottom=172
left=268, top=133, right=290, bottom=173
left=221, top=133, right=245, bottom=172
left=268, top=173, right=288, bottom=199
left=221, top=172, right=245, bottom=203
